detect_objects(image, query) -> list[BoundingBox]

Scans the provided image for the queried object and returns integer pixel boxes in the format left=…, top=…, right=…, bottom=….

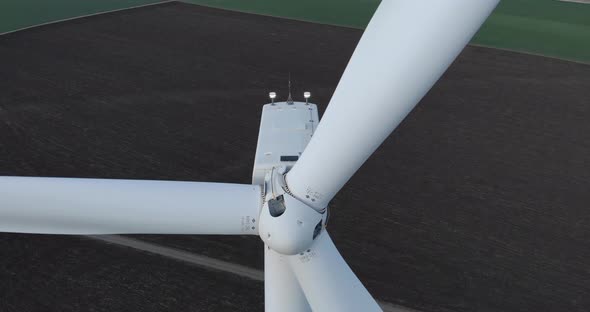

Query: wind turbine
left=0, top=1, right=499, bottom=311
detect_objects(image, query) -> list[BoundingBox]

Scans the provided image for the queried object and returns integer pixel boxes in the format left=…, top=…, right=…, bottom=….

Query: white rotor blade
left=287, top=0, right=499, bottom=209
left=0, top=177, right=261, bottom=235
left=264, top=247, right=311, bottom=312
left=288, top=231, right=381, bottom=312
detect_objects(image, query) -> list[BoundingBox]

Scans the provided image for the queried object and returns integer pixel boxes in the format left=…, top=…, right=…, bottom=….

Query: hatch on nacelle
left=252, top=101, right=320, bottom=185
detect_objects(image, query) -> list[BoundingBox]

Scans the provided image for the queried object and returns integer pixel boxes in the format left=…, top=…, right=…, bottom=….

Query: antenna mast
left=287, top=72, right=294, bottom=105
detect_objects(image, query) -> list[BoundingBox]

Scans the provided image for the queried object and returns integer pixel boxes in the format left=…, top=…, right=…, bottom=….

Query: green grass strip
left=1, top=0, right=589, bottom=63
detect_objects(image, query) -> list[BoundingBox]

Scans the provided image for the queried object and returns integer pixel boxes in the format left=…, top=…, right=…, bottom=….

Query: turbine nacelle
left=258, top=166, right=326, bottom=255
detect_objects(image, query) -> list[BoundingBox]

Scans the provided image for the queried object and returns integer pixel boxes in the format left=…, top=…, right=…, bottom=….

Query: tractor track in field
left=90, top=235, right=419, bottom=312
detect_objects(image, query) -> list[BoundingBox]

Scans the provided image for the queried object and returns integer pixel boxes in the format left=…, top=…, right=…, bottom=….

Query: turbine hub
left=258, top=166, right=326, bottom=255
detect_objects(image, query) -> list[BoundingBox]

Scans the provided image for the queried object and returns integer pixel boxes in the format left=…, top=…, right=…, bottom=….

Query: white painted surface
left=264, top=247, right=311, bottom=312
left=252, top=104, right=319, bottom=310
left=259, top=187, right=325, bottom=255
left=0, top=177, right=261, bottom=234
left=288, top=231, right=382, bottom=312
left=252, top=101, right=319, bottom=185
left=287, top=0, right=500, bottom=210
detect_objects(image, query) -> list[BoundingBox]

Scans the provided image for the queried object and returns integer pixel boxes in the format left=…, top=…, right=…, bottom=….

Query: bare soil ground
left=1, top=2, right=589, bottom=311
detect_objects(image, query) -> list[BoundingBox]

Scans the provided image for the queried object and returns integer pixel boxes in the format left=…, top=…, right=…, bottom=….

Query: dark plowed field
left=1, top=2, right=589, bottom=311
